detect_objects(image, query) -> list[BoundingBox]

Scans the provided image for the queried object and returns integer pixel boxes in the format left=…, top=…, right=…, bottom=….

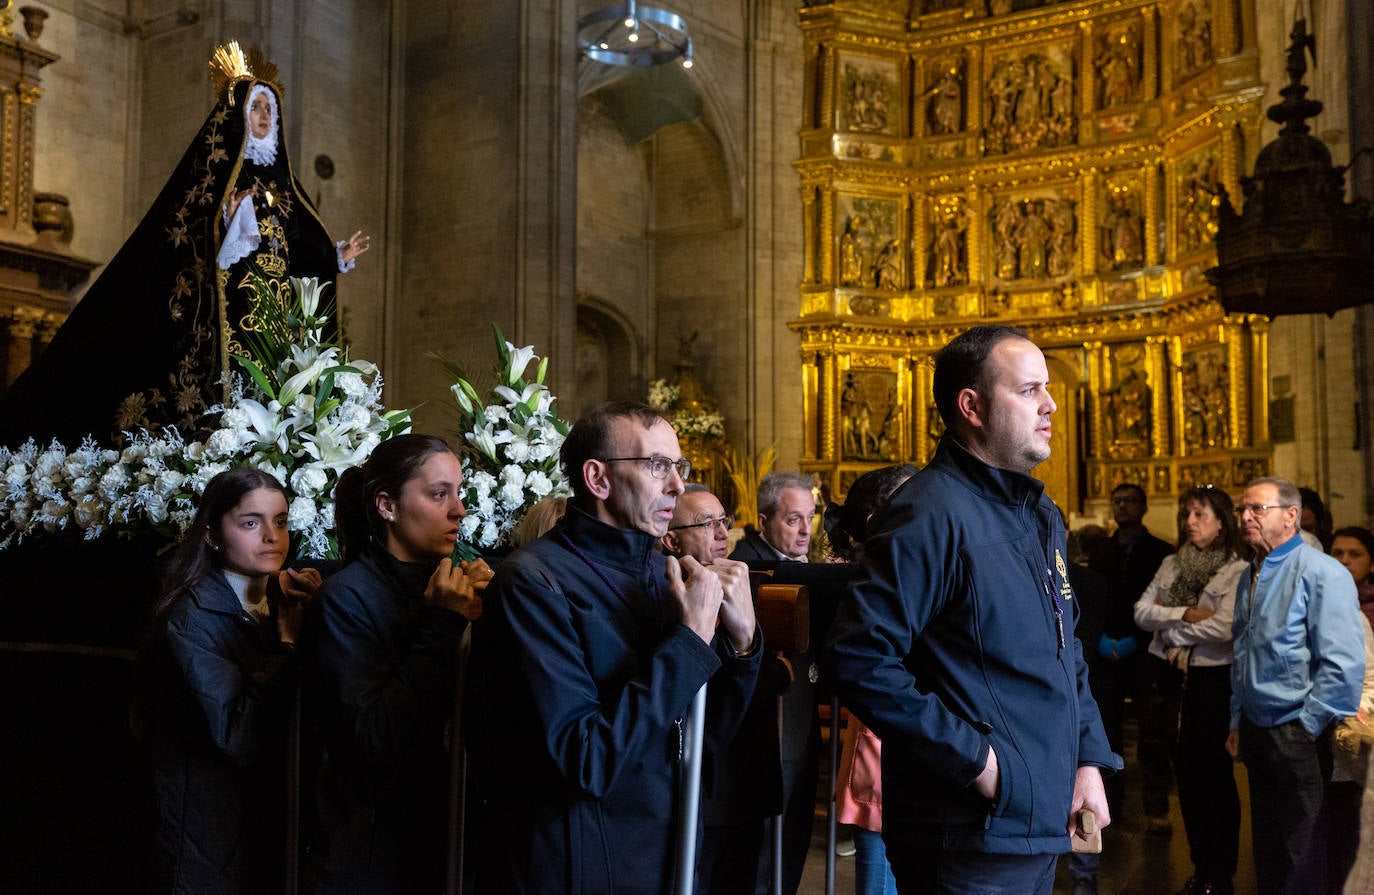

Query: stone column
left=394, top=0, right=578, bottom=430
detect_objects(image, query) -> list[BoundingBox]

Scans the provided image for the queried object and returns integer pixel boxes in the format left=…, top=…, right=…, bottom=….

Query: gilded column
left=4, top=307, right=39, bottom=387
left=1082, top=169, right=1100, bottom=276
left=820, top=188, right=835, bottom=285
left=1146, top=335, right=1170, bottom=457
left=1, top=91, right=14, bottom=225
left=801, top=350, right=820, bottom=459
left=966, top=50, right=983, bottom=146
left=1168, top=335, right=1186, bottom=455
left=1082, top=21, right=1093, bottom=122
left=802, top=186, right=818, bottom=284
left=1220, top=125, right=1241, bottom=208
left=1216, top=0, right=1239, bottom=58
left=966, top=187, right=983, bottom=286
left=1248, top=315, right=1270, bottom=444
left=819, top=348, right=838, bottom=461
left=1141, top=6, right=1158, bottom=101
left=16, top=83, right=40, bottom=231
left=1224, top=320, right=1247, bottom=447
left=1085, top=341, right=1105, bottom=460
left=913, top=192, right=928, bottom=290
left=1146, top=162, right=1162, bottom=267
left=821, top=41, right=837, bottom=134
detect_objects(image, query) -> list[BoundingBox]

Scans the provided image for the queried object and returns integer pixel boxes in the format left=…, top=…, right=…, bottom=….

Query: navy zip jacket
left=468, top=505, right=762, bottom=894
left=140, top=571, right=297, bottom=894
left=825, top=438, right=1120, bottom=854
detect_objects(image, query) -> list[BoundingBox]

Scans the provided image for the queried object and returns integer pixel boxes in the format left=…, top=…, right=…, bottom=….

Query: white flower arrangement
left=446, top=326, right=571, bottom=551
left=0, top=276, right=410, bottom=558
left=646, top=377, right=727, bottom=439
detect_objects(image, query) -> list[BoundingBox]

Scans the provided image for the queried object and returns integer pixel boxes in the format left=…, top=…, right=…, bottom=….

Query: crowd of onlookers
left=1057, top=481, right=1373, bottom=895
left=133, top=329, right=1374, bottom=895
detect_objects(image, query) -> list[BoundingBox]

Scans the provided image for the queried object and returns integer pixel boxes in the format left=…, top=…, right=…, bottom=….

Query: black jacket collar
left=934, top=436, right=1046, bottom=508
left=364, top=544, right=436, bottom=601
left=557, top=503, right=663, bottom=575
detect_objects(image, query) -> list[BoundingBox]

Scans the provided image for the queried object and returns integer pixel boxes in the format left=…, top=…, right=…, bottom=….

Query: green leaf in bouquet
left=450, top=538, right=481, bottom=564
left=314, top=397, right=342, bottom=422
left=233, top=355, right=277, bottom=401
left=536, top=356, right=548, bottom=384
left=492, top=324, right=510, bottom=368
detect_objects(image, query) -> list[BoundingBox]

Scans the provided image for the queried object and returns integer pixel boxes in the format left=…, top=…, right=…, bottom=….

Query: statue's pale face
left=248, top=93, right=272, bottom=139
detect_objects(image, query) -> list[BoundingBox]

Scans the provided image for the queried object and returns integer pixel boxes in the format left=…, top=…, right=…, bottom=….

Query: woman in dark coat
left=305, top=434, right=487, bottom=894
left=139, top=467, right=320, bottom=894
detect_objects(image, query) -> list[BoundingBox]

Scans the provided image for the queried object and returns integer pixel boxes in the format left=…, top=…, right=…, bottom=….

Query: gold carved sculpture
left=793, top=0, right=1269, bottom=510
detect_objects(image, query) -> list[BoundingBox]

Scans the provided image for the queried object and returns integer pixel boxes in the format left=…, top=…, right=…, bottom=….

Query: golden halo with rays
left=208, top=41, right=283, bottom=106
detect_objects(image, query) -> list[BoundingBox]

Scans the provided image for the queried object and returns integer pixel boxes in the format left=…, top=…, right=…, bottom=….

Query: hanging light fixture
left=578, top=1, right=693, bottom=69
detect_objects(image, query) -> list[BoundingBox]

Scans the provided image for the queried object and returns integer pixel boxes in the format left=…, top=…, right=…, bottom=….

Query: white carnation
left=288, top=496, right=318, bottom=529
left=497, top=481, right=524, bottom=510
left=337, top=372, right=367, bottom=399
left=156, top=470, right=186, bottom=496
left=317, top=500, right=335, bottom=531
left=205, top=428, right=241, bottom=459
left=4, top=463, right=27, bottom=489
left=526, top=470, right=552, bottom=498
left=479, top=520, right=499, bottom=548
left=143, top=493, right=169, bottom=524
left=290, top=465, right=330, bottom=499
left=98, top=466, right=130, bottom=502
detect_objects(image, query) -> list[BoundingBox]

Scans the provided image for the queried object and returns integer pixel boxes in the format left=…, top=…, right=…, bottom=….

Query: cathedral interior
left=2, top=0, right=1371, bottom=526
left=0, top=0, right=1372, bottom=889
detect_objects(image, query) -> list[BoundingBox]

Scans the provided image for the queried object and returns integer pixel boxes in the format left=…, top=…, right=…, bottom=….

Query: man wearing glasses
left=1226, top=476, right=1363, bottom=894
left=662, top=484, right=783, bottom=895
left=470, top=402, right=762, bottom=895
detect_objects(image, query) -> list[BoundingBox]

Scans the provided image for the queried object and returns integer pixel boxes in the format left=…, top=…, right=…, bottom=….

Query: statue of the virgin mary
left=0, top=42, right=368, bottom=445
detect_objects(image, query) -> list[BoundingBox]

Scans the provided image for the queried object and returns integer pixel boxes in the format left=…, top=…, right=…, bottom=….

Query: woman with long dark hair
left=139, top=466, right=320, bottom=894
left=306, top=434, right=486, bottom=894
left=1133, top=486, right=1248, bottom=895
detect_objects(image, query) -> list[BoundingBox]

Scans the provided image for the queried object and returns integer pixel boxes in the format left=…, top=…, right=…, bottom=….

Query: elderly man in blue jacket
left=469, top=402, right=762, bottom=894
left=826, top=324, right=1120, bottom=894
left=1226, top=475, right=1363, bottom=895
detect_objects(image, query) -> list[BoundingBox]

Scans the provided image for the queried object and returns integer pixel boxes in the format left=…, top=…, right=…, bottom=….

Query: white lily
left=494, top=382, right=542, bottom=408
left=505, top=342, right=537, bottom=386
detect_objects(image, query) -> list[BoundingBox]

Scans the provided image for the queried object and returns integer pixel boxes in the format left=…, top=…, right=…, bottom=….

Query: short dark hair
left=1111, top=482, right=1147, bottom=503
left=560, top=401, right=666, bottom=503
left=1332, top=526, right=1374, bottom=571
left=931, top=324, right=1030, bottom=430
left=334, top=434, right=457, bottom=561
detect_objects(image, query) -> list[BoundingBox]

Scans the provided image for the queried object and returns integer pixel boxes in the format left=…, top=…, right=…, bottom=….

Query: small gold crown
left=209, top=41, right=283, bottom=106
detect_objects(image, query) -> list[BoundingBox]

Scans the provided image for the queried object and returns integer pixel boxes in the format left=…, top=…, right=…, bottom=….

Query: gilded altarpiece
left=793, top=0, right=1270, bottom=512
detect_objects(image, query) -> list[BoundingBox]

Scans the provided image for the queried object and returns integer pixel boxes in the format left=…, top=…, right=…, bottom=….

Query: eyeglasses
left=1234, top=503, right=1292, bottom=517
left=1111, top=496, right=1144, bottom=506
left=669, top=514, right=735, bottom=532
left=601, top=455, right=692, bottom=481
